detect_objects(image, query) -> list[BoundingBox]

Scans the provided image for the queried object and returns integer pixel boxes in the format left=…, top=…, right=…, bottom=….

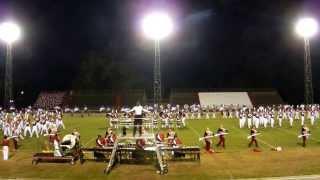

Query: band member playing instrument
left=136, top=138, right=146, bottom=150
left=53, top=134, right=62, bottom=157
left=155, top=130, right=165, bottom=144
left=216, top=125, right=227, bottom=149
left=127, top=101, right=150, bottom=137
left=167, top=128, right=177, bottom=146
left=47, top=129, right=59, bottom=149
left=248, top=127, right=259, bottom=148
left=203, top=127, right=214, bottom=153
left=96, top=135, right=105, bottom=148
left=301, top=125, right=310, bottom=147
left=105, top=128, right=117, bottom=146
left=172, top=136, right=183, bottom=148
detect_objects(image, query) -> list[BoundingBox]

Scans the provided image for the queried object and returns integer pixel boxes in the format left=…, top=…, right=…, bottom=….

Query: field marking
left=256, top=138, right=276, bottom=148
left=84, top=137, right=96, bottom=146
left=238, top=174, right=320, bottom=180
left=187, top=124, right=201, bottom=138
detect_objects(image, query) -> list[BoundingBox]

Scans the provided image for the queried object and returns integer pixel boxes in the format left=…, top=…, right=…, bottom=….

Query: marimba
left=160, top=146, right=200, bottom=161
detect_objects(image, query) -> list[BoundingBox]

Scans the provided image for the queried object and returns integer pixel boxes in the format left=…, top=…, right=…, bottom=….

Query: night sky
left=0, top=0, right=320, bottom=104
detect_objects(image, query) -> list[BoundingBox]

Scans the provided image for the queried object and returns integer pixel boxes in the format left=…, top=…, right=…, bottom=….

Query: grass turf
left=1, top=114, right=320, bottom=179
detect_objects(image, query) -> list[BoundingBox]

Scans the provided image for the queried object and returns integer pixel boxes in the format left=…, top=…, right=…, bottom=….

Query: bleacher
left=67, top=89, right=147, bottom=108
left=34, top=91, right=67, bottom=109
left=169, top=88, right=284, bottom=106
left=248, top=90, right=284, bottom=106
left=69, top=90, right=113, bottom=108
left=198, top=92, right=252, bottom=107
left=33, top=88, right=284, bottom=109
left=169, top=89, right=200, bottom=105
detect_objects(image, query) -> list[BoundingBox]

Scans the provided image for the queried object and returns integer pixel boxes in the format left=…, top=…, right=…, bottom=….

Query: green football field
left=1, top=114, right=320, bottom=179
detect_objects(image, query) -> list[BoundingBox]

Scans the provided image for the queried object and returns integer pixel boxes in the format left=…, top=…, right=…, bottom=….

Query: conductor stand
left=104, top=112, right=168, bottom=175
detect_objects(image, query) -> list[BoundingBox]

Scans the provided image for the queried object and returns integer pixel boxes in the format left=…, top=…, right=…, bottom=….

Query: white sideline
left=238, top=174, right=320, bottom=180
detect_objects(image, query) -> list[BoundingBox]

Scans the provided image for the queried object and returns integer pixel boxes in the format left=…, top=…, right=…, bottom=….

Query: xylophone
left=160, top=146, right=200, bottom=161
left=32, top=152, right=77, bottom=165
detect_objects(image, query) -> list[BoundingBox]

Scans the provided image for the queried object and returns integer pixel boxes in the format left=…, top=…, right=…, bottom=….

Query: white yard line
left=83, top=137, right=96, bottom=146
left=238, top=174, right=320, bottom=180
left=187, top=124, right=201, bottom=138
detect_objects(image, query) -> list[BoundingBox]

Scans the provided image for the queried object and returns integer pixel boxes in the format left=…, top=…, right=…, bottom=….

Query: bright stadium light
left=296, top=17, right=318, bottom=38
left=142, top=12, right=173, bottom=40
left=0, top=21, right=21, bottom=107
left=142, top=12, right=173, bottom=104
left=295, top=17, right=318, bottom=104
left=0, top=22, right=21, bottom=44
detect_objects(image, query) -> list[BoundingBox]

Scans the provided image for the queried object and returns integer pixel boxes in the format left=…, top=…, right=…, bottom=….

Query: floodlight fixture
left=0, top=22, right=21, bottom=44
left=142, top=12, right=173, bottom=40
left=296, top=17, right=318, bottom=39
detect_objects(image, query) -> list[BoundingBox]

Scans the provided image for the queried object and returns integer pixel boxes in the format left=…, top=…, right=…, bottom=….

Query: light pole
left=142, top=12, right=173, bottom=105
left=295, top=17, right=318, bottom=104
left=0, top=22, right=21, bottom=107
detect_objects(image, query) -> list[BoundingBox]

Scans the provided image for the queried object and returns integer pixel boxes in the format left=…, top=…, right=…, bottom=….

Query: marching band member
left=168, top=113, right=174, bottom=128
left=228, top=109, right=233, bottom=119
left=270, top=112, right=275, bottom=128
left=136, top=137, right=146, bottom=150
left=96, top=135, right=106, bottom=148
left=310, top=111, right=316, bottom=126
left=3, top=121, right=11, bottom=137
left=300, top=125, right=310, bottom=147
left=53, top=134, right=62, bottom=157
left=259, top=113, right=264, bottom=127
left=167, top=128, right=176, bottom=146
left=155, top=131, right=165, bottom=145
left=56, top=116, right=65, bottom=129
left=216, top=125, right=228, bottom=149
left=247, top=112, right=252, bottom=128
left=211, top=108, right=216, bottom=119
left=239, top=112, right=245, bottom=128
left=248, top=127, right=259, bottom=148
left=288, top=111, right=293, bottom=127
left=263, top=113, right=268, bottom=128
left=301, top=111, right=305, bottom=126
left=11, top=129, right=20, bottom=150
left=203, top=127, right=214, bottom=153
left=2, top=136, right=10, bottom=160
left=31, top=121, right=39, bottom=138
left=105, top=128, right=116, bottom=146
left=181, top=111, right=186, bottom=127
left=40, top=121, right=49, bottom=135
left=206, top=107, right=210, bottom=119
left=254, top=113, right=259, bottom=129
left=197, top=108, right=201, bottom=119
left=172, top=136, right=183, bottom=148
left=47, top=130, right=56, bottom=149
left=24, top=121, right=32, bottom=137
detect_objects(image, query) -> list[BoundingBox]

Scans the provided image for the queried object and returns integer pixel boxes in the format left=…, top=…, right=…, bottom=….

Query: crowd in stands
left=34, top=92, right=66, bottom=109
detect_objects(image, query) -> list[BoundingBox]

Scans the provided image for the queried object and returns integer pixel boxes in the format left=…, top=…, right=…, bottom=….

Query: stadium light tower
left=0, top=21, right=21, bottom=107
left=142, top=12, right=173, bottom=105
left=295, top=17, right=318, bottom=104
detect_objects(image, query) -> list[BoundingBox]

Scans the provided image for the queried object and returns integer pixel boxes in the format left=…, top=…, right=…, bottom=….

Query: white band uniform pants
left=2, top=146, right=8, bottom=160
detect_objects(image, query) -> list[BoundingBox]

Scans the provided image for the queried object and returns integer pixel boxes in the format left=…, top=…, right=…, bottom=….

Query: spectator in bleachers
left=34, top=92, right=66, bottom=109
